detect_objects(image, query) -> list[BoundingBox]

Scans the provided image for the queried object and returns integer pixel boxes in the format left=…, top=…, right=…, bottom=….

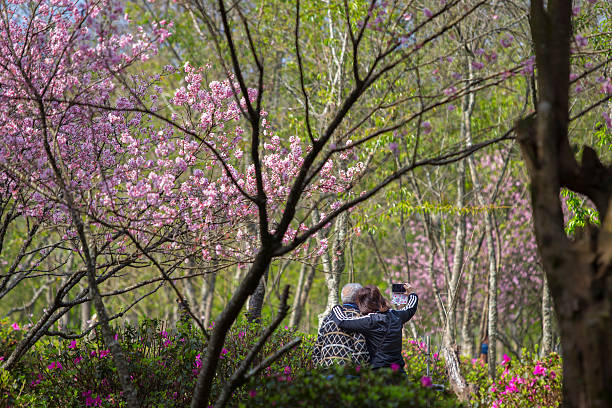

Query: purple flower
left=388, top=142, right=399, bottom=154
left=471, top=61, right=485, bottom=70
left=99, top=349, right=110, bottom=358
left=500, top=35, right=514, bottom=48
left=238, top=331, right=246, bottom=339
left=421, top=376, right=433, bottom=387
left=284, top=366, right=291, bottom=375
left=219, top=348, right=228, bottom=359
left=69, top=340, right=77, bottom=349
left=443, top=86, right=457, bottom=96
left=423, top=8, right=433, bottom=18
left=575, top=35, right=588, bottom=48
left=421, top=121, right=432, bottom=134
left=602, top=112, right=612, bottom=130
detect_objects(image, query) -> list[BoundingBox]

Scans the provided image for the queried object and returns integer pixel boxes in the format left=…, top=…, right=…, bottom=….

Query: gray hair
left=341, top=283, right=363, bottom=304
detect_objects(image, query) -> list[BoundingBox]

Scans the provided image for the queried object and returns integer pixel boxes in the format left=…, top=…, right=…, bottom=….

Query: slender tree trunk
left=201, top=270, right=217, bottom=328
left=313, top=209, right=348, bottom=328
left=441, top=65, right=472, bottom=400
left=540, top=271, right=553, bottom=357
left=460, top=260, right=475, bottom=357
left=290, top=262, right=308, bottom=328
left=246, top=266, right=269, bottom=322
left=291, top=262, right=317, bottom=329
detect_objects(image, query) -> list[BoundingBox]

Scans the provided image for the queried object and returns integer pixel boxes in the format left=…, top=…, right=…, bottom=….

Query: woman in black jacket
left=330, top=284, right=418, bottom=372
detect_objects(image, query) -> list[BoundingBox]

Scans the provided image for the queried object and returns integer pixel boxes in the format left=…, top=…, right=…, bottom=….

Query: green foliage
left=240, top=365, right=462, bottom=408
left=561, top=189, right=600, bottom=235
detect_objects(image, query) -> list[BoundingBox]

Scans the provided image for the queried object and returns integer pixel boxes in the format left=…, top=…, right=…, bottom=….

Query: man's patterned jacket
left=312, top=303, right=369, bottom=366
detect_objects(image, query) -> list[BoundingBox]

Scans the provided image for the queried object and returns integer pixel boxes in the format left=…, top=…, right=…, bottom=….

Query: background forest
left=0, top=0, right=610, bottom=407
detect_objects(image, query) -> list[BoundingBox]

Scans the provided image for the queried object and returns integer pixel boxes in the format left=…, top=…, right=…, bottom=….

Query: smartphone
left=391, top=283, right=406, bottom=293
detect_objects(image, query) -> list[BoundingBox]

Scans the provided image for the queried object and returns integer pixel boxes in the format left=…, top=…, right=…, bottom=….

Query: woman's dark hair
left=355, top=285, right=390, bottom=315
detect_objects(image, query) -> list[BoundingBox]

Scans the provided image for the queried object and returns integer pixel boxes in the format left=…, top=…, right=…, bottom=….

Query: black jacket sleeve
left=329, top=305, right=376, bottom=333
left=393, top=293, right=418, bottom=323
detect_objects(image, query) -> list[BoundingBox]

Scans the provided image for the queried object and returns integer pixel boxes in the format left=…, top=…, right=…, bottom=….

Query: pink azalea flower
left=284, top=366, right=291, bottom=375
left=502, top=353, right=511, bottom=365
left=248, top=389, right=256, bottom=398
left=238, top=331, right=246, bottom=339
left=69, top=340, right=77, bottom=349
left=421, top=376, right=433, bottom=387
left=11, top=323, right=20, bottom=331
left=390, top=363, right=400, bottom=372
left=99, top=350, right=110, bottom=358
left=533, top=363, right=546, bottom=376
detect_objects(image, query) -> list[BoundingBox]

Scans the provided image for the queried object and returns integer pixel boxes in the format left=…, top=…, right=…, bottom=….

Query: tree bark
left=200, top=268, right=217, bottom=328
left=517, top=1, right=612, bottom=406
left=460, top=259, right=475, bottom=358
left=191, top=247, right=276, bottom=407
left=313, top=208, right=348, bottom=328
left=540, top=271, right=553, bottom=357
left=246, top=266, right=269, bottom=322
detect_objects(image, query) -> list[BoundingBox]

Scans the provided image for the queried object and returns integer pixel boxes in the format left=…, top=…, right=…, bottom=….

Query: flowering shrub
left=464, top=351, right=562, bottom=407
left=402, top=339, right=447, bottom=387
left=0, top=318, right=314, bottom=407
left=241, top=365, right=463, bottom=408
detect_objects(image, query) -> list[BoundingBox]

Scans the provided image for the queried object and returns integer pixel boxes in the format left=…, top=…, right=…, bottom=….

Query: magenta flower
left=533, top=363, right=546, bottom=376
left=47, top=361, right=63, bottom=370
left=284, top=366, right=291, bottom=375
left=238, top=331, right=246, bottom=339
left=248, top=389, right=256, bottom=398
left=502, top=353, right=511, bottom=365
left=99, top=350, right=110, bottom=358
left=219, top=348, right=229, bottom=359
left=421, top=376, right=433, bottom=387
left=69, top=340, right=77, bottom=349
left=11, top=323, right=20, bottom=331
left=390, top=363, right=400, bottom=372
left=355, top=365, right=361, bottom=372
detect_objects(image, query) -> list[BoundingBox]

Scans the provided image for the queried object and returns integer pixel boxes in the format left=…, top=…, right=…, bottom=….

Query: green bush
left=240, top=365, right=462, bottom=408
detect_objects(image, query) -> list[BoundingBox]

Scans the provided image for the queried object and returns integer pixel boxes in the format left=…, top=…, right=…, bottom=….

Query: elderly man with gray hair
left=313, top=283, right=369, bottom=367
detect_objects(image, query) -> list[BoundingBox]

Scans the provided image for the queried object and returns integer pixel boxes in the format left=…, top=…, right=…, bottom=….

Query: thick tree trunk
left=191, top=248, right=275, bottom=407
left=518, top=2, right=612, bottom=407
left=540, top=271, right=553, bottom=357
